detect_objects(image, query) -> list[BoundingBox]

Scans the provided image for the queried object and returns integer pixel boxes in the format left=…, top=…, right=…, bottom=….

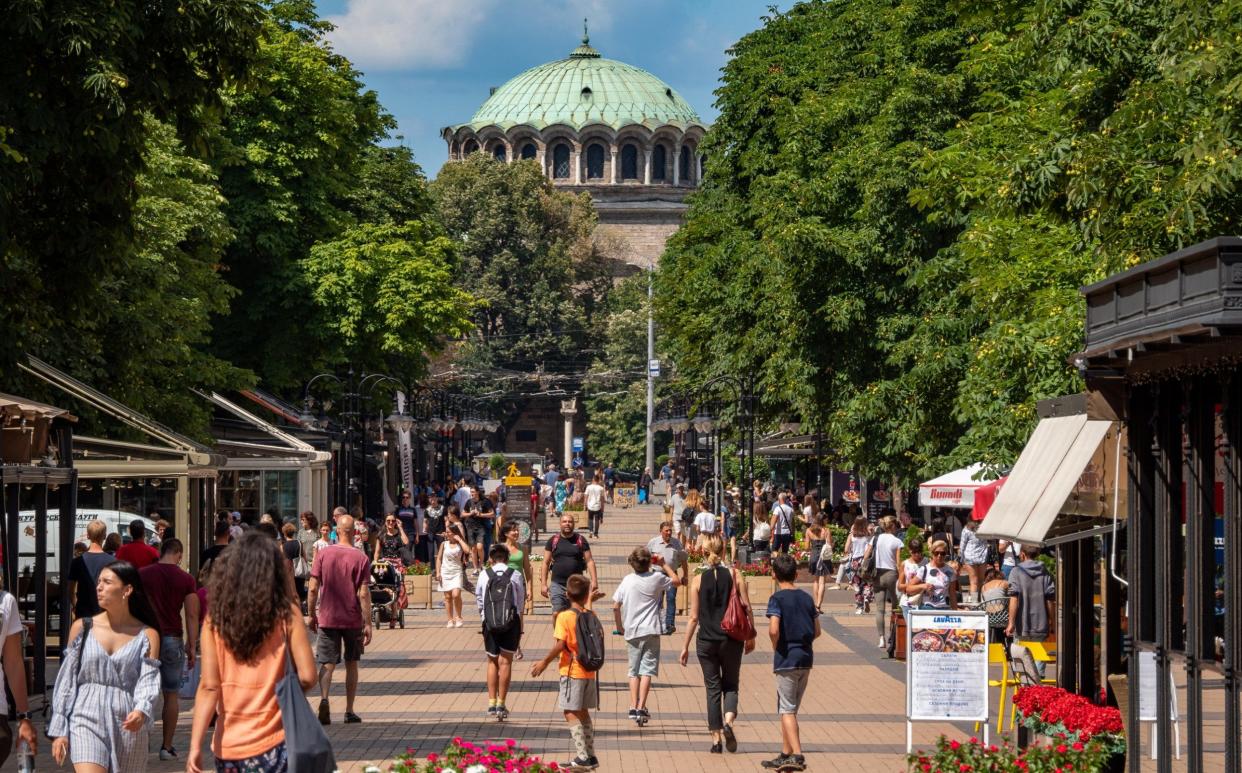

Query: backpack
left=572, top=608, right=606, bottom=672
left=483, top=568, right=519, bottom=633
left=550, top=533, right=587, bottom=574
left=680, top=506, right=696, bottom=526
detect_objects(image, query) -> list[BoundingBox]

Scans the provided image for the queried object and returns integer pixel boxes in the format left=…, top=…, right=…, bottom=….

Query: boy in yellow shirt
left=531, top=575, right=599, bottom=770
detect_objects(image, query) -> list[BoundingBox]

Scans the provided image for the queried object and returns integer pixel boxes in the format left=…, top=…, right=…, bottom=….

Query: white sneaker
left=454, top=619, right=464, bottom=628
left=446, top=620, right=454, bottom=628
left=854, top=607, right=863, bottom=615
left=878, top=637, right=886, bottom=648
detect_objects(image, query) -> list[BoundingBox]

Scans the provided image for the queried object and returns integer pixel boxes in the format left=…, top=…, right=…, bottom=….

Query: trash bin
left=735, top=544, right=751, bottom=565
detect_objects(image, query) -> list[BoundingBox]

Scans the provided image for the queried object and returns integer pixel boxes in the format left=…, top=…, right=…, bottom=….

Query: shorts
left=483, top=623, right=522, bottom=657
left=466, top=522, right=488, bottom=546
left=626, top=634, right=660, bottom=678
left=215, top=741, right=288, bottom=772
left=316, top=627, right=365, bottom=664
left=558, top=675, right=599, bottom=711
left=159, top=635, right=186, bottom=692
left=775, top=667, right=811, bottom=715
left=549, top=581, right=569, bottom=613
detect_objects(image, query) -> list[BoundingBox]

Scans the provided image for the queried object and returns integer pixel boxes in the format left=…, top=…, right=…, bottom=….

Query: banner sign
left=906, top=610, right=989, bottom=723
left=504, top=464, right=535, bottom=548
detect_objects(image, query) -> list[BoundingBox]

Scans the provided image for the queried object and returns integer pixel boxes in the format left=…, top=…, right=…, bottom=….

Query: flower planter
left=677, top=581, right=690, bottom=613
left=403, top=574, right=433, bottom=609
left=745, top=578, right=775, bottom=611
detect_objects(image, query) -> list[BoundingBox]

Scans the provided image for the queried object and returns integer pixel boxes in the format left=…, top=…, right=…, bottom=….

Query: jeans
left=696, top=637, right=743, bottom=731
left=663, top=585, right=677, bottom=631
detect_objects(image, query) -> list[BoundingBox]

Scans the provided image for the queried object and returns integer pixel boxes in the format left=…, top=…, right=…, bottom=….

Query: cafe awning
left=977, top=414, right=1119, bottom=546
left=918, top=464, right=997, bottom=508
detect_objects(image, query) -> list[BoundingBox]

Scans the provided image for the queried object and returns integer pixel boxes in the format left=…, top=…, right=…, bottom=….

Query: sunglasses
left=932, top=551, right=948, bottom=556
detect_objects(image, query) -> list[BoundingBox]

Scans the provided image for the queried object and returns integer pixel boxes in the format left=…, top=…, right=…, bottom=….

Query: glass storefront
left=218, top=469, right=299, bottom=524
left=76, top=477, right=178, bottom=521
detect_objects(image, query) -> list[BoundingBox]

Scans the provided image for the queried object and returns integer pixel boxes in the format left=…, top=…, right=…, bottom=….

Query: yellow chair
left=976, top=644, right=1020, bottom=734
left=1004, top=642, right=1058, bottom=731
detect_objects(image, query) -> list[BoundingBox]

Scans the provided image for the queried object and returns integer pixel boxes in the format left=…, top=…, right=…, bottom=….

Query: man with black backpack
left=475, top=543, right=527, bottom=720
left=541, top=512, right=599, bottom=614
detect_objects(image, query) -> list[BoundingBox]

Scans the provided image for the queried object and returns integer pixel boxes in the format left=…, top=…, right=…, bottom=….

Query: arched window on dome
left=464, top=139, right=479, bottom=156
left=586, top=143, right=605, bottom=180
left=679, top=147, right=692, bottom=184
left=493, top=144, right=507, bottom=162
left=620, top=144, right=638, bottom=181
left=552, top=144, right=571, bottom=179
left=652, top=145, right=667, bottom=181
left=520, top=143, right=537, bottom=160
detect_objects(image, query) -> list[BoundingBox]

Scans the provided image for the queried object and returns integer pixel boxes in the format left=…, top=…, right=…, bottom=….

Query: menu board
left=504, top=470, right=534, bottom=549
left=906, top=610, right=989, bottom=722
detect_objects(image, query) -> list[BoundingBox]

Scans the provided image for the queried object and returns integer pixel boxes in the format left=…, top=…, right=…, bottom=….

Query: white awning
left=977, top=415, right=1117, bottom=546
left=918, top=464, right=997, bottom=508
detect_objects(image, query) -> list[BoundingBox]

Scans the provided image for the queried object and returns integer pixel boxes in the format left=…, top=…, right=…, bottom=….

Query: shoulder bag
left=277, top=626, right=337, bottom=773
left=858, top=532, right=880, bottom=582
left=720, top=567, right=756, bottom=642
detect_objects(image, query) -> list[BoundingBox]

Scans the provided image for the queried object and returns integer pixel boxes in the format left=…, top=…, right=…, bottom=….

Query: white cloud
left=326, top=0, right=497, bottom=71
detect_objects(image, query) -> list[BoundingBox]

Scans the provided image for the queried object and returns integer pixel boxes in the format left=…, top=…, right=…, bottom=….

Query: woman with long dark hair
left=50, top=561, right=162, bottom=772
left=187, top=532, right=317, bottom=773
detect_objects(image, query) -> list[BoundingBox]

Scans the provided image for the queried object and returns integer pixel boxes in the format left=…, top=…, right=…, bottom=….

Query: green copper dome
left=454, top=32, right=702, bottom=132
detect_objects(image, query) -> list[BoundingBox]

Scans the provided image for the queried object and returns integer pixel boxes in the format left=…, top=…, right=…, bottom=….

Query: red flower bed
left=1012, top=685, right=1124, bottom=753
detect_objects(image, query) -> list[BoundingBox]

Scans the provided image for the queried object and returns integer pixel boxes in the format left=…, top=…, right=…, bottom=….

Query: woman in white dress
left=435, top=506, right=469, bottom=627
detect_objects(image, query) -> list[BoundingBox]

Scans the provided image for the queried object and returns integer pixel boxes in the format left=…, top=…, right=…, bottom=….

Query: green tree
left=1, top=0, right=262, bottom=401
left=301, top=221, right=476, bottom=377
left=346, top=144, right=434, bottom=225
left=208, top=0, right=392, bottom=388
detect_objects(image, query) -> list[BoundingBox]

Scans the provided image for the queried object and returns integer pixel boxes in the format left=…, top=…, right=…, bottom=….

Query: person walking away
left=770, top=493, right=796, bottom=555
left=530, top=575, right=602, bottom=771
left=959, top=520, right=989, bottom=604
left=844, top=516, right=874, bottom=614
left=997, top=539, right=1019, bottom=580
left=638, top=467, right=653, bottom=505
left=138, top=538, right=199, bottom=761
left=612, top=547, right=681, bottom=726
left=761, top=554, right=820, bottom=771
left=202, top=520, right=233, bottom=567
left=1006, top=544, right=1055, bottom=675
left=603, top=463, right=616, bottom=505
left=68, top=519, right=115, bottom=620
left=186, top=533, right=318, bottom=773
left=476, top=543, right=526, bottom=719
left=896, top=538, right=929, bottom=622
left=645, top=522, right=685, bottom=636
left=862, top=516, right=903, bottom=650
left=751, top=508, right=771, bottom=554
left=282, top=522, right=310, bottom=605
left=679, top=488, right=702, bottom=546
left=679, top=534, right=755, bottom=754
left=980, top=566, right=1011, bottom=644
left=0, top=579, right=37, bottom=766
left=436, top=509, right=469, bottom=627
left=116, top=519, right=159, bottom=569
left=585, top=473, right=607, bottom=538
left=307, top=514, right=372, bottom=725
left=541, top=513, right=599, bottom=614
left=667, top=483, right=687, bottom=536
left=803, top=515, right=833, bottom=610
left=50, top=562, right=162, bottom=772
left=693, top=495, right=719, bottom=547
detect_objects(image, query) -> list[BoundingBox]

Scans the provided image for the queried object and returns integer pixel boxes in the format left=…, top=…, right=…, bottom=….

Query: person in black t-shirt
left=67, top=520, right=115, bottom=619
left=200, top=520, right=232, bottom=566
left=540, top=512, right=598, bottom=613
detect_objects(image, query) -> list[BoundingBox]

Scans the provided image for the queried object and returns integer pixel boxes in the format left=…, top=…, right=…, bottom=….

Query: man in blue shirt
left=763, top=554, right=820, bottom=771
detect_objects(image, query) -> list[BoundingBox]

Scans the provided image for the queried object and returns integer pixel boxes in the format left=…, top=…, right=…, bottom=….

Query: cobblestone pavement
left=30, top=502, right=977, bottom=772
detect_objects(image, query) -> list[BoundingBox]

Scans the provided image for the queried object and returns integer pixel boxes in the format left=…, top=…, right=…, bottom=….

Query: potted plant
left=1012, top=685, right=1126, bottom=771
left=403, top=560, right=433, bottom=609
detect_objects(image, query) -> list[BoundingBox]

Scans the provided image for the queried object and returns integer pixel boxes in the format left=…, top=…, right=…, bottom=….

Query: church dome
left=453, top=33, right=702, bottom=132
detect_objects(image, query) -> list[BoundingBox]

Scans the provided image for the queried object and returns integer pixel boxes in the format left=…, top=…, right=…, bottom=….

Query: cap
left=230, top=511, right=241, bottom=521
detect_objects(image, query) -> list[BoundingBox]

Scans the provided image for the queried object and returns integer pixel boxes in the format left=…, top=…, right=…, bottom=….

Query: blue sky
left=316, top=0, right=776, bottom=176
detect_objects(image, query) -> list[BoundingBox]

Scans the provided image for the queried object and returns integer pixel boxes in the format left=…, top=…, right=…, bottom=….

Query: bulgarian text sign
left=906, top=610, right=989, bottom=722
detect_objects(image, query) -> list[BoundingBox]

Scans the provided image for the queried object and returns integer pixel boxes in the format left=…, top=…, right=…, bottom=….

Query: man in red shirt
left=308, top=513, right=372, bottom=725
left=115, top=519, right=159, bottom=569
left=139, top=538, right=199, bottom=761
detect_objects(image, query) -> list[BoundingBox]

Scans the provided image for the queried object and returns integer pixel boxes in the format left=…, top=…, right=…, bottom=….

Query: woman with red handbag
left=678, top=534, right=756, bottom=754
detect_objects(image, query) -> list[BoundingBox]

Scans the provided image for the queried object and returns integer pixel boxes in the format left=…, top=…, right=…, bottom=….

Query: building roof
left=450, top=28, right=703, bottom=133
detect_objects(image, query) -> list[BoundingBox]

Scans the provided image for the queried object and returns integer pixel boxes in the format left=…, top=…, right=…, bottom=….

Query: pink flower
left=950, top=739, right=961, bottom=750
left=507, top=739, right=518, bottom=748
left=427, top=753, right=439, bottom=763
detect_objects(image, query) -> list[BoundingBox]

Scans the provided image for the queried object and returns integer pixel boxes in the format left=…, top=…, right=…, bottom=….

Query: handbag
left=720, top=567, right=756, bottom=642
left=858, top=532, right=880, bottom=582
left=276, top=629, right=337, bottom=773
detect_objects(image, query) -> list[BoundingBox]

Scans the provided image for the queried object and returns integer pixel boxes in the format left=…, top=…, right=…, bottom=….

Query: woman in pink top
left=187, top=533, right=317, bottom=772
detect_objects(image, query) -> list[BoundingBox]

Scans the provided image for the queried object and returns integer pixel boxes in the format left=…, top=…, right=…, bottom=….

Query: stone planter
left=744, top=577, right=775, bottom=610
left=404, top=574, right=433, bottom=609
left=677, top=581, right=690, bottom=613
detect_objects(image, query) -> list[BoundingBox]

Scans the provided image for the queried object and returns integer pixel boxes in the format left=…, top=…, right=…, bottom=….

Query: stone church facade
left=441, top=30, right=706, bottom=269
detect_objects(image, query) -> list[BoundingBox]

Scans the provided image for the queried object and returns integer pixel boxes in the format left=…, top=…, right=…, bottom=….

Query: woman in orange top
left=187, top=533, right=317, bottom=772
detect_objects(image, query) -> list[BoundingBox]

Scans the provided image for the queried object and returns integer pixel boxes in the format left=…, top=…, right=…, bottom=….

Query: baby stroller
left=370, top=560, right=404, bottom=629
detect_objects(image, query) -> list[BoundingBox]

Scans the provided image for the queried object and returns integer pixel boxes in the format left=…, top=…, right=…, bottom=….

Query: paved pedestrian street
left=31, top=503, right=977, bottom=772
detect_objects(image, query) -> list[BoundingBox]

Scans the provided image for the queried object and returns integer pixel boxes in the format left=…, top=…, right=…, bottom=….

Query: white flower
left=466, top=766, right=488, bottom=773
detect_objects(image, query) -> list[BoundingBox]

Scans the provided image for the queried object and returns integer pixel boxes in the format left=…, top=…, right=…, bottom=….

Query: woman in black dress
left=678, top=534, right=756, bottom=754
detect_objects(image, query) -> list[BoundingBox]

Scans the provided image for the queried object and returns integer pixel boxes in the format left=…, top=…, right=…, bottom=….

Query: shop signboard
left=906, top=609, right=990, bottom=752
left=504, top=463, right=534, bottom=549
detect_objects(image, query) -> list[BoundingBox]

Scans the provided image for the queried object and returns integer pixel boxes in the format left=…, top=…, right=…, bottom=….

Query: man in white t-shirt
left=0, top=589, right=36, bottom=764
left=585, top=472, right=607, bottom=539
left=645, top=522, right=685, bottom=635
left=693, top=505, right=718, bottom=539
left=612, top=547, right=682, bottom=726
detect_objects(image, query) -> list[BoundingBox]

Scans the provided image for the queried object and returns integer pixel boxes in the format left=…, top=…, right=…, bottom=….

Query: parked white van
left=16, top=509, right=159, bottom=577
